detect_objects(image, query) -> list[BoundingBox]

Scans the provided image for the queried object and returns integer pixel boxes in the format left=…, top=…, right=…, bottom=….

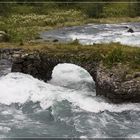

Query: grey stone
left=127, top=28, right=134, bottom=33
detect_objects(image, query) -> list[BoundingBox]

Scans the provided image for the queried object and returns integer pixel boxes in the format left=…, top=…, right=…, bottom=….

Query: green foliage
left=104, top=47, right=125, bottom=66
left=0, top=3, right=12, bottom=16
left=7, top=42, right=138, bottom=71
left=101, top=3, right=130, bottom=17
left=0, top=41, right=139, bottom=71
left=81, top=3, right=104, bottom=18
left=0, top=1, right=140, bottom=43
left=0, top=1, right=140, bottom=17
left=0, top=9, right=84, bottom=42
left=134, top=52, right=140, bottom=65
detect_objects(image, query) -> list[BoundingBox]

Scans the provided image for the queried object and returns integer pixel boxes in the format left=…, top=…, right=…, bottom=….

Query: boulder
left=127, top=28, right=134, bottom=33
left=95, top=64, right=140, bottom=103
left=53, top=39, right=59, bottom=42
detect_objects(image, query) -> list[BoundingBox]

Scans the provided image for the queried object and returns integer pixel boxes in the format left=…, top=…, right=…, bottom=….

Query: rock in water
left=127, top=28, right=134, bottom=33
left=53, top=39, right=59, bottom=42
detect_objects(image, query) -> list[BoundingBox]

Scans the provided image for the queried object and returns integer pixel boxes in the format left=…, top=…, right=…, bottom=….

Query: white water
left=40, top=22, right=140, bottom=47
left=68, top=30, right=140, bottom=46
left=1, top=63, right=140, bottom=137
left=0, top=63, right=140, bottom=113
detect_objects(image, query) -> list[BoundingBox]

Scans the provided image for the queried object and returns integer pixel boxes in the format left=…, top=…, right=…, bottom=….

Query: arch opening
left=49, top=63, right=96, bottom=94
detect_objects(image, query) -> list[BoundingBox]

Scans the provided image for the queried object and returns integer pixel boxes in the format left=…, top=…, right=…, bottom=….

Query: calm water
left=0, top=23, right=140, bottom=138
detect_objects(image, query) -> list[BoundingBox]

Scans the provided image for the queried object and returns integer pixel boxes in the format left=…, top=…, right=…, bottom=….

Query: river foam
left=40, top=22, right=140, bottom=47
left=0, top=63, right=140, bottom=113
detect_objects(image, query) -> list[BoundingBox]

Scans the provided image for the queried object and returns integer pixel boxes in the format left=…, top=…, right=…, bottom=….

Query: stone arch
left=11, top=52, right=140, bottom=103
left=12, top=53, right=97, bottom=83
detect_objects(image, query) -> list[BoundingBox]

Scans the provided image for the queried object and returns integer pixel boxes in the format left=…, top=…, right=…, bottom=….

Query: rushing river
left=0, top=61, right=140, bottom=138
left=0, top=23, right=140, bottom=138
left=40, top=22, right=140, bottom=47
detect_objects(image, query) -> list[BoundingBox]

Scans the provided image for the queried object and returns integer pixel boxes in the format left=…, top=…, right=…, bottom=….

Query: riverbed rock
left=127, top=28, right=134, bottom=33
left=53, top=39, right=59, bottom=42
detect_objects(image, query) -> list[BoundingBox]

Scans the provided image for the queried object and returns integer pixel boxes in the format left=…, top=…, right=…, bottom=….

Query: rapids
left=0, top=62, right=140, bottom=138
left=40, top=22, right=140, bottom=47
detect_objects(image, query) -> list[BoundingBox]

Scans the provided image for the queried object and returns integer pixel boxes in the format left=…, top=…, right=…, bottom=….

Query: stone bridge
left=11, top=51, right=140, bottom=103
left=11, top=52, right=97, bottom=82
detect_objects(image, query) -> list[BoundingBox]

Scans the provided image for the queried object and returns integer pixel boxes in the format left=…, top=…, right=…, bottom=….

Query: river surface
left=1, top=61, right=140, bottom=138
left=40, top=22, right=140, bottom=47
left=0, top=23, right=140, bottom=138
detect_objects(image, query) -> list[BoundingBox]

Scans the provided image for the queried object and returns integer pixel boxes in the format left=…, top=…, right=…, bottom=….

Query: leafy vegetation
left=0, top=1, right=140, bottom=42
left=0, top=1, right=139, bottom=72
left=0, top=42, right=139, bottom=72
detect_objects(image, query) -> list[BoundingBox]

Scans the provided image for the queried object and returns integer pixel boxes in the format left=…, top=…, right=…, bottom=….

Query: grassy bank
left=0, top=5, right=140, bottom=43
left=0, top=3, right=139, bottom=74
left=1, top=12, right=140, bottom=43
left=0, top=42, right=139, bottom=73
left=0, top=9, right=86, bottom=43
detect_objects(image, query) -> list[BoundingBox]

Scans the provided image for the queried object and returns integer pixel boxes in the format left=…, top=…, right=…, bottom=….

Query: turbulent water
left=0, top=60, right=140, bottom=138
left=41, top=22, right=140, bottom=47
left=0, top=22, right=140, bottom=138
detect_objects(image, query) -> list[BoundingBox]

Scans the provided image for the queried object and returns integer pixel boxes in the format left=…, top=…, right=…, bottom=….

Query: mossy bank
left=1, top=42, right=138, bottom=103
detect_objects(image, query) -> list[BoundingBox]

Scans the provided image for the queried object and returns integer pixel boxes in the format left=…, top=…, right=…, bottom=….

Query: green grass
left=0, top=5, right=140, bottom=43
left=0, top=4, right=139, bottom=80
left=0, top=9, right=86, bottom=43
left=1, top=42, right=139, bottom=73
left=101, top=3, right=134, bottom=17
left=25, top=42, right=140, bottom=72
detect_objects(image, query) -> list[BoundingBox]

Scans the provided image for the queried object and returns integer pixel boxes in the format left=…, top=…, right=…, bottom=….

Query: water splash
left=0, top=64, right=140, bottom=113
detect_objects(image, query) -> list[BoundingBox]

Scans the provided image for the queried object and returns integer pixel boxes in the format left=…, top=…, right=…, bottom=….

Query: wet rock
left=35, top=36, right=42, bottom=40
left=53, top=39, right=59, bottom=42
left=125, top=74, right=133, bottom=80
left=127, top=28, right=134, bottom=33
left=0, top=31, right=9, bottom=42
left=11, top=53, right=140, bottom=103
left=95, top=64, right=140, bottom=103
left=0, top=48, right=23, bottom=60
left=134, top=72, right=140, bottom=78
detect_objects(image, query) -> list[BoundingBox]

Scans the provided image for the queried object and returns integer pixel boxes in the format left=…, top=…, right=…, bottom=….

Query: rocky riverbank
left=0, top=42, right=139, bottom=103
left=10, top=46, right=140, bottom=103
left=0, top=48, right=23, bottom=60
left=96, top=64, right=140, bottom=103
